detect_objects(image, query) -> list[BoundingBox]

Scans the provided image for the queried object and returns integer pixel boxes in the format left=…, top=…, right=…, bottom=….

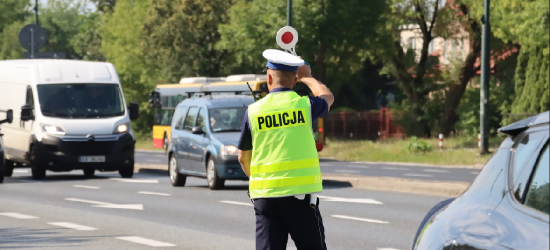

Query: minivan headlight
left=41, top=124, right=65, bottom=135
left=113, top=123, right=130, bottom=134
left=221, top=145, right=238, bottom=155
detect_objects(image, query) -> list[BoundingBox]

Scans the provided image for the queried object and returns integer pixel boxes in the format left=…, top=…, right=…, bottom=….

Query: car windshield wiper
left=41, top=110, right=73, bottom=118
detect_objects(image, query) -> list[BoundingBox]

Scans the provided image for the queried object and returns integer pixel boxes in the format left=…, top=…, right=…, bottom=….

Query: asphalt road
left=135, top=150, right=479, bottom=183
left=1, top=169, right=446, bottom=249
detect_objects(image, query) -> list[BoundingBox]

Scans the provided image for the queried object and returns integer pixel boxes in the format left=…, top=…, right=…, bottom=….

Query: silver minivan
left=167, top=95, right=254, bottom=189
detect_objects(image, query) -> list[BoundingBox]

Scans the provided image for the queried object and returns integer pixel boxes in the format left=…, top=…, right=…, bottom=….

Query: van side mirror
left=192, top=126, right=205, bottom=135
left=129, top=102, right=140, bottom=120
left=0, top=110, right=13, bottom=124
left=21, top=104, right=34, bottom=121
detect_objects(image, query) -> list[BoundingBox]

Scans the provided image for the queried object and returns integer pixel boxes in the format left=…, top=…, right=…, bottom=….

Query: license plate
left=79, top=156, right=105, bottom=163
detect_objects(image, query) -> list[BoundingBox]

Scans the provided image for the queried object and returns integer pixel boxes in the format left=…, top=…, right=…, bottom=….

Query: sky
left=34, top=0, right=96, bottom=12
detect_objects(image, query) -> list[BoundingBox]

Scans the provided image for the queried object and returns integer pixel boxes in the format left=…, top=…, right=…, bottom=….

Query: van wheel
left=206, top=157, right=224, bottom=190
left=83, top=169, right=95, bottom=177
left=119, top=163, right=134, bottom=178
left=3, top=157, right=14, bottom=177
left=169, top=155, right=186, bottom=187
left=29, top=147, right=46, bottom=180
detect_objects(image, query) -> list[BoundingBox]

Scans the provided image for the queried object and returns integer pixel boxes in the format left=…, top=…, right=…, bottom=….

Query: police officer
left=238, top=49, right=334, bottom=250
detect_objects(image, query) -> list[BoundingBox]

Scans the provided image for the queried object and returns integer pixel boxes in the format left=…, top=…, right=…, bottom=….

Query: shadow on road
left=322, top=179, right=353, bottom=189
left=0, top=227, right=109, bottom=248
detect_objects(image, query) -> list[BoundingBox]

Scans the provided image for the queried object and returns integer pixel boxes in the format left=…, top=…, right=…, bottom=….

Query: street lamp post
left=287, top=0, right=292, bottom=26
left=480, top=0, right=490, bottom=154
left=34, top=0, right=39, bottom=25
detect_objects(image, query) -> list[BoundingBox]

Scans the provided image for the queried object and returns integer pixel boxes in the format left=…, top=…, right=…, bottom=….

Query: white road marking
left=423, top=169, right=449, bottom=173
left=48, top=222, right=97, bottom=231
left=220, top=200, right=253, bottom=207
left=138, top=191, right=171, bottom=196
left=318, top=195, right=383, bottom=205
left=382, top=167, right=409, bottom=171
left=65, top=198, right=144, bottom=210
left=13, top=169, right=28, bottom=173
left=403, top=173, right=432, bottom=177
left=334, top=169, right=360, bottom=174
left=331, top=215, right=389, bottom=224
left=109, top=178, right=159, bottom=183
left=321, top=163, right=333, bottom=166
left=471, top=171, right=479, bottom=175
left=117, top=236, right=176, bottom=247
left=0, top=212, right=38, bottom=219
left=73, top=185, right=100, bottom=189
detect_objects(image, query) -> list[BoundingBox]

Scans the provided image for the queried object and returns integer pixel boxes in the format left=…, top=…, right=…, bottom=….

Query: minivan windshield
left=209, top=108, right=246, bottom=132
left=37, top=84, right=125, bottom=118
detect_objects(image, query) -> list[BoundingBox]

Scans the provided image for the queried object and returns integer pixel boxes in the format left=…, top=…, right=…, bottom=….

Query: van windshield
left=209, top=108, right=246, bottom=132
left=37, top=84, right=125, bottom=118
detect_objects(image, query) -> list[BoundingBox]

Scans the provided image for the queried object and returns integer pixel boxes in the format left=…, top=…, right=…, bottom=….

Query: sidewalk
left=135, top=163, right=470, bottom=197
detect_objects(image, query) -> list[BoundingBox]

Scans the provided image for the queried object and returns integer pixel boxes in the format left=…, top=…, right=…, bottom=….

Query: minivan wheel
left=30, top=147, right=46, bottom=180
left=169, top=155, right=186, bottom=187
left=83, top=169, right=95, bottom=177
left=206, top=157, right=224, bottom=190
left=3, top=157, right=14, bottom=177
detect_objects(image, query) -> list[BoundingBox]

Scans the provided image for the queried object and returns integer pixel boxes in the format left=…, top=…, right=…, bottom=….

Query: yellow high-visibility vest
left=247, top=91, right=322, bottom=198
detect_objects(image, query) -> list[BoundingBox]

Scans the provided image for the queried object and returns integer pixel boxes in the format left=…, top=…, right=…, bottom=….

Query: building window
left=408, top=37, right=416, bottom=50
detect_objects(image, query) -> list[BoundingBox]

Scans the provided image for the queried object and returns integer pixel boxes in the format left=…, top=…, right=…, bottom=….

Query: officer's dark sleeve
left=309, top=96, right=329, bottom=120
left=238, top=109, right=253, bottom=150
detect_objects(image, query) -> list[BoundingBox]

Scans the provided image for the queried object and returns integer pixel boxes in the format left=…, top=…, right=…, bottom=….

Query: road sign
left=23, top=52, right=66, bottom=59
left=18, top=24, right=47, bottom=52
left=276, top=26, right=298, bottom=55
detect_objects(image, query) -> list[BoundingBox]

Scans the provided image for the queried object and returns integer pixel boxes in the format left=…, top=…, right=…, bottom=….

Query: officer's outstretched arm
left=238, top=150, right=252, bottom=177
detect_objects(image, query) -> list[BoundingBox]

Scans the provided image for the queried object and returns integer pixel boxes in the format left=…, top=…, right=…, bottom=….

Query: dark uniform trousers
left=254, top=195, right=327, bottom=250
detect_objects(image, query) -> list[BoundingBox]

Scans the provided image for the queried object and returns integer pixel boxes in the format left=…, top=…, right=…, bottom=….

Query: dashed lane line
left=145, top=159, right=162, bottom=163
left=403, top=173, right=433, bottom=177
left=422, top=169, right=449, bottom=173
left=138, top=191, right=172, bottom=196
left=13, top=169, right=28, bottom=173
left=48, top=222, right=97, bottom=231
left=117, top=236, right=176, bottom=247
left=334, top=169, right=360, bottom=174
left=331, top=215, right=389, bottom=224
left=73, top=185, right=100, bottom=189
left=109, top=178, right=159, bottom=183
left=318, top=195, right=383, bottom=205
left=471, top=171, right=480, bottom=175
left=220, top=200, right=253, bottom=207
left=0, top=212, right=38, bottom=219
left=65, top=198, right=144, bottom=210
left=382, top=167, right=409, bottom=171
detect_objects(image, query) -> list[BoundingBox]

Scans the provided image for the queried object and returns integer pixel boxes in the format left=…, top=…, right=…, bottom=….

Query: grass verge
left=319, top=136, right=504, bottom=166
left=134, top=131, right=164, bottom=151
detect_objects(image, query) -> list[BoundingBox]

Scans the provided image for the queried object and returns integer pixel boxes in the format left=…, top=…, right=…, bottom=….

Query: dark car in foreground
left=413, top=111, right=549, bottom=250
left=167, top=95, right=254, bottom=190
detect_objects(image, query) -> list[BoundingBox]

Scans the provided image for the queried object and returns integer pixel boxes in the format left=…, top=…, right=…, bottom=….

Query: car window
left=512, top=131, right=546, bottom=182
left=209, top=108, right=246, bottom=132
left=172, top=106, right=187, bottom=130
left=184, top=107, right=199, bottom=131
left=524, top=143, right=549, bottom=214
left=196, top=108, right=207, bottom=131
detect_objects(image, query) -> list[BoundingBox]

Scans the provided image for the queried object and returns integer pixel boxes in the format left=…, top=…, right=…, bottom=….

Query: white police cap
left=262, top=49, right=304, bottom=72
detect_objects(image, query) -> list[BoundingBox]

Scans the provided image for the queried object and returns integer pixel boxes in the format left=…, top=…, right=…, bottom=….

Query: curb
left=135, top=163, right=468, bottom=197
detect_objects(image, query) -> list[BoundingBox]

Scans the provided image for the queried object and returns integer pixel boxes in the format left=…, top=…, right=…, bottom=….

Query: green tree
left=0, top=0, right=31, bottom=60
left=71, top=12, right=105, bottom=61
left=218, top=0, right=386, bottom=110
left=99, top=0, right=151, bottom=132
left=141, top=0, right=234, bottom=84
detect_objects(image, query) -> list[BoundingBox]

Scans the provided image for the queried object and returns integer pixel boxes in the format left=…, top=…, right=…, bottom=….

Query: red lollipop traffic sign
left=276, top=26, right=299, bottom=56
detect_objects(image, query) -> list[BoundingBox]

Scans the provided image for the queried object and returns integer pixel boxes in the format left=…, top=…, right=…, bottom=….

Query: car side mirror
left=129, top=102, right=140, bottom=120
left=21, top=104, right=34, bottom=121
left=0, top=110, right=13, bottom=124
left=192, top=126, right=205, bottom=135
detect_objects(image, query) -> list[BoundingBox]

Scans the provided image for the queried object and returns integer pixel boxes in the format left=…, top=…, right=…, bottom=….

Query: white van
left=0, top=59, right=139, bottom=179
